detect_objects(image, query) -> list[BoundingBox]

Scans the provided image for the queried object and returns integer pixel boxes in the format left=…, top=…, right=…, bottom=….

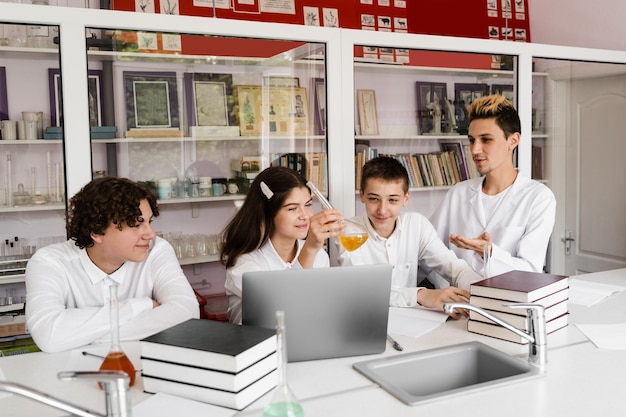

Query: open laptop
left=242, top=264, right=392, bottom=362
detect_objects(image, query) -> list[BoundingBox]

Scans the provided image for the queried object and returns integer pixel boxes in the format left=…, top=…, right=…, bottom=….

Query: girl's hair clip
left=260, top=181, right=274, bottom=199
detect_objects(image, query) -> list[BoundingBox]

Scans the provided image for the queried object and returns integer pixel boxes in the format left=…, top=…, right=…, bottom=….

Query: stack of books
left=141, top=319, right=278, bottom=410
left=468, top=270, right=570, bottom=344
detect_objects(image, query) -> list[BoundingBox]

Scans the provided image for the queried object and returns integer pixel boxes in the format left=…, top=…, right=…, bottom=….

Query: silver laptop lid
left=242, top=264, right=392, bottom=362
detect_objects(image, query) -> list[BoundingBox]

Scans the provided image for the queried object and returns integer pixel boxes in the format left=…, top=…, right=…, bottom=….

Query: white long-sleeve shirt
left=429, top=172, right=556, bottom=277
left=25, top=237, right=199, bottom=353
left=225, top=239, right=329, bottom=325
left=335, top=212, right=481, bottom=307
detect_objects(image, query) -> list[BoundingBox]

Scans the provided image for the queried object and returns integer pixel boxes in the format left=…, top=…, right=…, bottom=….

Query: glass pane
left=0, top=22, right=65, bottom=315
left=86, top=27, right=327, bottom=294
left=533, top=58, right=626, bottom=275
left=353, top=47, right=517, bottom=217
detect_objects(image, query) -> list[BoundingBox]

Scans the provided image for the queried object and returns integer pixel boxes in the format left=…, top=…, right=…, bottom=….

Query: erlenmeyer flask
left=99, top=281, right=136, bottom=387
left=338, top=218, right=368, bottom=252
left=307, top=181, right=368, bottom=252
left=262, top=310, right=304, bottom=417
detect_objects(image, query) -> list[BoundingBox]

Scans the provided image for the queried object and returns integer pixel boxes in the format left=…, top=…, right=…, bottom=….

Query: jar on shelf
left=27, top=0, right=51, bottom=48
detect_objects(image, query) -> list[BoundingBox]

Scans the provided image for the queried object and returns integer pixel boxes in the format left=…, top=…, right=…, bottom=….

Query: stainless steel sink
left=353, top=341, right=544, bottom=405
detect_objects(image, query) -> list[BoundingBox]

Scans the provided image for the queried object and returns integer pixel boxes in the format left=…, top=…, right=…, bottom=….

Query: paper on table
left=387, top=306, right=448, bottom=338
left=568, top=279, right=626, bottom=306
left=576, top=323, right=626, bottom=349
left=133, top=392, right=236, bottom=417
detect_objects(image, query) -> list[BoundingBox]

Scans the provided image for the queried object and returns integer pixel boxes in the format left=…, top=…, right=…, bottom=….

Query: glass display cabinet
left=85, top=29, right=328, bottom=272
left=350, top=47, right=517, bottom=217
left=0, top=21, right=65, bottom=321
left=1, top=2, right=625, bottom=313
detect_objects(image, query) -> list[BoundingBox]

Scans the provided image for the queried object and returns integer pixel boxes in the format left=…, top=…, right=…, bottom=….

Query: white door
left=563, top=70, right=626, bottom=275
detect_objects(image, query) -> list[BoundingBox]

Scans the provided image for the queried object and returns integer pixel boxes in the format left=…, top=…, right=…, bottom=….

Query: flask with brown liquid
left=99, top=281, right=136, bottom=387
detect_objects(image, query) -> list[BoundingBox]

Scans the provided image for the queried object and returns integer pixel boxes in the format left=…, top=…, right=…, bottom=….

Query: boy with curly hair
left=26, top=177, right=198, bottom=352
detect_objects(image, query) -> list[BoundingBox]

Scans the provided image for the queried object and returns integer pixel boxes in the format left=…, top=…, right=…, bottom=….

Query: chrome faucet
left=443, top=302, right=547, bottom=369
left=0, top=371, right=132, bottom=417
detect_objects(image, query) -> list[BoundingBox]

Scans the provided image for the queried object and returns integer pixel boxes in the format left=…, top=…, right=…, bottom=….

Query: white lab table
left=1, top=268, right=624, bottom=417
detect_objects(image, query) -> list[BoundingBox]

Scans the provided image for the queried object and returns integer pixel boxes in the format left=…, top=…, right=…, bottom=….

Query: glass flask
left=99, top=281, right=136, bottom=387
left=307, top=181, right=368, bottom=252
left=262, top=310, right=304, bottom=417
left=338, top=218, right=369, bottom=252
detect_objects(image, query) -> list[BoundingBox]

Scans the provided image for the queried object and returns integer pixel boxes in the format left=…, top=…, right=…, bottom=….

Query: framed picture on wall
left=415, top=81, right=447, bottom=135
left=357, top=89, right=379, bottom=136
left=454, top=83, right=489, bottom=108
left=183, top=72, right=236, bottom=127
left=123, top=71, right=180, bottom=129
left=491, top=84, right=515, bottom=104
left=0, top=67, right=8, bottom=121
left=48, top=68, right=104, bottom=127
left=312, top=77, right=326, bottom=135
left=236, top=85, right=309, bottom=136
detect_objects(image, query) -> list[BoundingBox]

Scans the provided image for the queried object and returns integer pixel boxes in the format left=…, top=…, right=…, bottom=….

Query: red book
left=470, top=270, right=569, bottom=302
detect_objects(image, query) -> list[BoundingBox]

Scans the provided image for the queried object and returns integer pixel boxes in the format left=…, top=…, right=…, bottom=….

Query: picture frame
left=415, top=81, right=447, bottom=135
left=453, top=83, right=489, bottom=134
left=356, top=89, right=379, bottom=135
left=263, top=76, right=300, bottom=88
left=48, top=68, right=104, bottom=127
left=312, top=77, right=326, bottom=135
left=454, top=83, right=489, bottom=108
left=236, top=85, right=309, bottom=136
left=491, top=84, right=516, bottom=104
left=183, top=72, right=236, bottom=127
left=0, top=67, right=8, bottom=121
left=123, top=71, right=180, bottom=129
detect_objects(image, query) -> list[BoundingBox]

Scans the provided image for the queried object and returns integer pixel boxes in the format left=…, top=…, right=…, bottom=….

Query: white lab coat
left=429, top=172, right=556, bottom=278
left=335, top=212, right=481, bottom=307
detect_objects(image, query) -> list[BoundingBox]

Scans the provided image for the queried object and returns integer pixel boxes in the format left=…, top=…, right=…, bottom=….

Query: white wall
left=528, top=0, right=626, bottom=51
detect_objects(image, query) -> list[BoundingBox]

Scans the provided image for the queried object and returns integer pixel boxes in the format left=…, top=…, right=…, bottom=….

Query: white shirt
left=225, top=239, right=329, bottom=325
left=430, top=172, right=556, bottom=277
left=25, top=237, right=199, bottom=353
left=335, top=212, right=481, bottom=307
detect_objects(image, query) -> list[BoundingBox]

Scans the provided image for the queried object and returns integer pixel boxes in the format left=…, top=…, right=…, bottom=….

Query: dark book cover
left=142, top=319, right=275, bottom=356
left=471, top=270, right=569, bottom=302
left=141, top=319, right=276, bottom=373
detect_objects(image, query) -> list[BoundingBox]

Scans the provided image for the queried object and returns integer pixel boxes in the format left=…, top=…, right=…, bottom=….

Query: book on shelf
left=304, top=152, right=326, bottom=192
left=140, top=318, right=277, bottom=373
left=462, top=143, right=480, bottom=179
left=470, top=287, right=568, bottom=315
left=470, top=270, right=569, bottom=302
left=271, top=153, right=305, bottom=176
left=467, top=312, right=569, bottom=344
left=440, top=140, right=470, bottom=181
left=417, top=153, right=432, bottom=187
left=354, top=140, right=376, bottom=190
left=143, top=369, right=278, bottom=410
left=141, top=351, right=277, bottom=392
left=532, top=144, right=544, bottom=180
left=469, top=298, right=569, bottom=329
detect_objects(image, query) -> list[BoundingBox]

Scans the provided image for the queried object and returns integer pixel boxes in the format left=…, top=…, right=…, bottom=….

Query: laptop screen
left=242, top=264, right=392, bottom=362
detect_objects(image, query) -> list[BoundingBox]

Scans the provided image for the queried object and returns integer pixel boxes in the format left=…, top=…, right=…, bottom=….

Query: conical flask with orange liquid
left=99, top=281, right=136, bottom=387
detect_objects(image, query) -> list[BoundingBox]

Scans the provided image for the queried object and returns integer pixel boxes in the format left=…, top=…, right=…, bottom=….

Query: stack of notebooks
left=140, top=319, right=278, bottom=410
left=468, top=270, right=570, bottom=344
